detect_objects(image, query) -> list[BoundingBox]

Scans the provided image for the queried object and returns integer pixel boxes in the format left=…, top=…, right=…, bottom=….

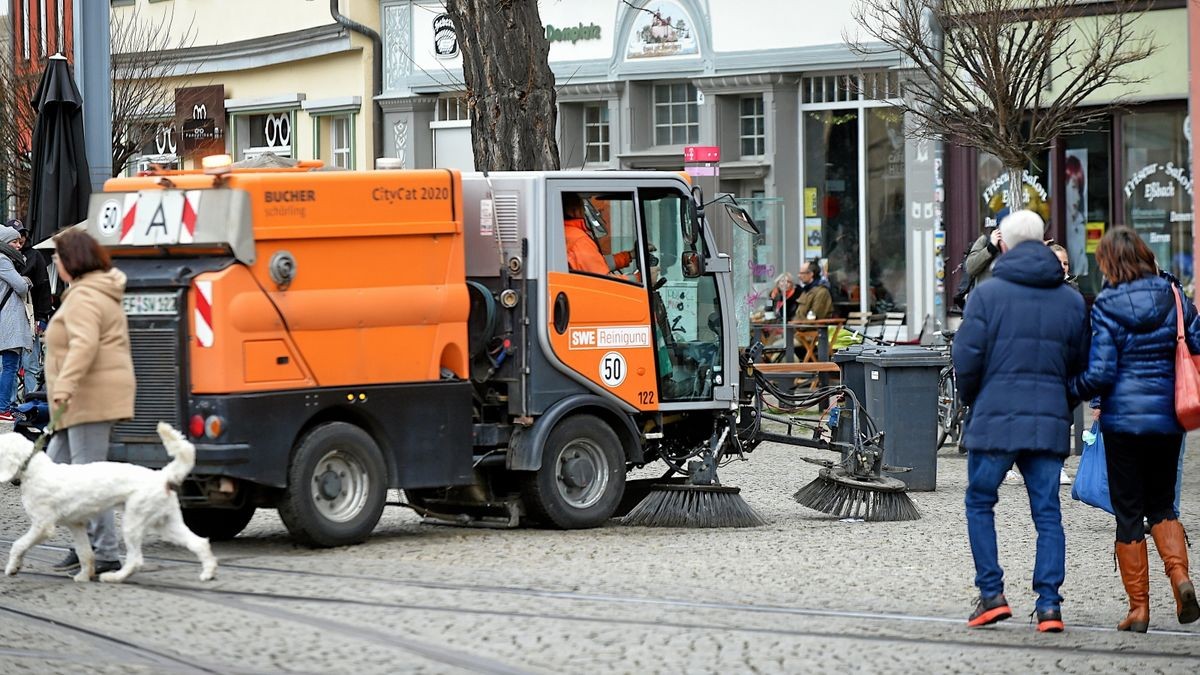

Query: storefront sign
left=174, top=85, right=226, bottom=157
left=683, top=145, right=720, bottom=163
left=545, top=23, right=601, bottom=44
left=625, top=1, right=698, bottom=60
left=1123, top=162, right=1194, bottom=203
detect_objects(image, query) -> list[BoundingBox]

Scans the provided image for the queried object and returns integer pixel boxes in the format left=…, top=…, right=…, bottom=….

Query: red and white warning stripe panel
left=109, top=190, right=204, bottom=246
left=193, top=279, right=214, bottom=348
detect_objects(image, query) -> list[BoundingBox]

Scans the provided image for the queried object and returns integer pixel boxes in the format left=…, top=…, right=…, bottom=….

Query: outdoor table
left=750, top=318, right=845, bottom=363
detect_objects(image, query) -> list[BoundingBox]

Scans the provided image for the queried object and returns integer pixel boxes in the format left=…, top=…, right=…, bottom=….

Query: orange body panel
left=107, top=170, right=470, bottom=394
left=546, top=272, right=659, bottom=411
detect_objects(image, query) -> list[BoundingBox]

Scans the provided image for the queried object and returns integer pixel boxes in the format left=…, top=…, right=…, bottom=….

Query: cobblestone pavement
left=0, top=428, right=1198, bottom=674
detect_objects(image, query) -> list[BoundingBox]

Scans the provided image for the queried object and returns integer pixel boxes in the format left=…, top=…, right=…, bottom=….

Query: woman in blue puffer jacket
left=1071, top=226, right=1200, bottom=632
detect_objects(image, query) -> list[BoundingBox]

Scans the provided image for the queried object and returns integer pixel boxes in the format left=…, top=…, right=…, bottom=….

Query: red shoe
left=968, top=594, right=1012, bottom=627
left=1036, top=608, right=1064, bottom=633
left=0, top=411, right=14, bottom=423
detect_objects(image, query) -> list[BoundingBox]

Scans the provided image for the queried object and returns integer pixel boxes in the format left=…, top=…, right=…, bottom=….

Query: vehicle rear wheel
left=521, top=415, right=625, bottom=529
left=182, top=503, right=257, bottom=541
left=277, top=422, right=387, bottom=548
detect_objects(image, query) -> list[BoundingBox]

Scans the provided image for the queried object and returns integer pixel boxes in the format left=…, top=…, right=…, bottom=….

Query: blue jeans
left=1176, top=438, right=1186, bottom=518
left=966, top=450, right=1066, bottom=611
left=0, top=349, right=19, bottom=412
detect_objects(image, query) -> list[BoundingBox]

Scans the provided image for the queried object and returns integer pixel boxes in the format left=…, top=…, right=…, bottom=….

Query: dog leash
left=9, top=403, right=67, bottom=484
left=30, top=402, right=68, bottom=453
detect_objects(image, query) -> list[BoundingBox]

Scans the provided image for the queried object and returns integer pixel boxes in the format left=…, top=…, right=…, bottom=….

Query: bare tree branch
left=109, top=4, right=200, bottom=176
left=850, top=0, right=1156, bottom=208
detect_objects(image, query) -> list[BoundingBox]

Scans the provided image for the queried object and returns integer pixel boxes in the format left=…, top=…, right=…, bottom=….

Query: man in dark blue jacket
left=952, top=209, right=1089, bottom=632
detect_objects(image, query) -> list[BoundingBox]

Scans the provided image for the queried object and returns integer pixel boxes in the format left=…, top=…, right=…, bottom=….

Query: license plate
left=123, top=293, right=177, bottom=316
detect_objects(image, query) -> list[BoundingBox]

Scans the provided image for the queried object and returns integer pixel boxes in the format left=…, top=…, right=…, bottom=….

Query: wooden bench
left=753, top=361, right=841, bottom=390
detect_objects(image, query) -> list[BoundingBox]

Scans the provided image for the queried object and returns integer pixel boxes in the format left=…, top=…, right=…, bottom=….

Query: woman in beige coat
left=45, top=229, right=135, bottom=577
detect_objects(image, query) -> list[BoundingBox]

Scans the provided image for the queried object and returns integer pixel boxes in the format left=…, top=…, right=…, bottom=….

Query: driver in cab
left=563, top=194, right=634, bottom=277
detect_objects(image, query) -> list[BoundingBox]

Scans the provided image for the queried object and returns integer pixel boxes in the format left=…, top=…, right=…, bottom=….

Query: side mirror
left=724, top=204, right=760, bottom=236
left=681, top=250, right=705, bottom=278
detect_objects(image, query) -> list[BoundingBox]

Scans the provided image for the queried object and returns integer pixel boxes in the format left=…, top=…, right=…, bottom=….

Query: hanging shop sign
left=433, top=14, right=459, bottom=59
left=625, top=1, right=698, bottom=60
left=174, top=85, right=226, bottom=157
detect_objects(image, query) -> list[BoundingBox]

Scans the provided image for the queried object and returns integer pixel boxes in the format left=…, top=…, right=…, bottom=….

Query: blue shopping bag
left=1072, top=420, right=1114, bottom=515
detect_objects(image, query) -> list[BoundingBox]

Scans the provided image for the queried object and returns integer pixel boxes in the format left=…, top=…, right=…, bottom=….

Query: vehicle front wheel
left=277, top=422, right=387, bottom=548
left=521, top=415, right=625, bottom=529
left=182, top=503, right=257, bottom=541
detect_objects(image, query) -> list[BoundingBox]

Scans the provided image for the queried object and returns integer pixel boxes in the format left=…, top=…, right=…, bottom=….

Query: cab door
left=543, top=186, right=659, bottom=411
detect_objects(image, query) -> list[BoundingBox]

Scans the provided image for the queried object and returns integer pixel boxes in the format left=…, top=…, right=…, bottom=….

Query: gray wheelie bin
left=856, top=347, right=949, bottom=491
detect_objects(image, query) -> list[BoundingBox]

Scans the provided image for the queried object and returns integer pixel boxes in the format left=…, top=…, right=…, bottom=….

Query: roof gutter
left=330, top=0, right=383, bottom=166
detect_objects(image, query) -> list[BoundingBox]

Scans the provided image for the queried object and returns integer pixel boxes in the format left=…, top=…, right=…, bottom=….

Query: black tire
left=277, top=422, right=387, bottom=548
left=936, top=370, right=958, bottom=449
left=182, top=503, right=257, bottom=541
left=521, top=415, right=625, bottom=529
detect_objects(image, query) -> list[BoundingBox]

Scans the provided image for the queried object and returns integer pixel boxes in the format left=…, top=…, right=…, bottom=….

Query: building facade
left=379, top=0, right=941, bottom=333
left=943, top=2, right=1195, bottom=301
left=110, top=0, right=380, bottom=174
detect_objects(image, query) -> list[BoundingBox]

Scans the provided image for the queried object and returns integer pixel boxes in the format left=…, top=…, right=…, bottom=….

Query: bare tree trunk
left=1006, top=167, right=1027, bottom=213
left=445, top=0, right=560, bottom=171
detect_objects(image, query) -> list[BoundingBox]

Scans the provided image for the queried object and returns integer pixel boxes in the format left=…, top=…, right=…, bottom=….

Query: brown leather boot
left=1150, top=519, right=1200, bottom=624
left=1115, top=540, right=1150, bottom=632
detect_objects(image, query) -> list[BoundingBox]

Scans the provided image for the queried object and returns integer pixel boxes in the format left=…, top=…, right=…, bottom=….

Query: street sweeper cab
left=83, top=159, right=767, bottom=545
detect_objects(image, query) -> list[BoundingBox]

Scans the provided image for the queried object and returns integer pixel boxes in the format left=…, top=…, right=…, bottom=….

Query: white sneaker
left=1059, top=467, right=1072, bottom=486
left=1004, top=469, right=1024, bottom=485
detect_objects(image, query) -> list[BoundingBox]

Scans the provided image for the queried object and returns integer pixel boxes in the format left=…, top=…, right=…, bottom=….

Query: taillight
left=204, top=415, right=224, bottom=439
left=189, top=414, right=205, bottom=438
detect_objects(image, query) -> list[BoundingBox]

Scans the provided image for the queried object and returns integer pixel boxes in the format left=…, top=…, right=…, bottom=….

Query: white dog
left=0, top=422, right=217, bottom=583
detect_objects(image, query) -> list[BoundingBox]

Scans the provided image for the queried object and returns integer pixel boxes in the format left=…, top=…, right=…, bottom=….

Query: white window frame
left=739, top=95, right=765, bottom=158
left=330, top=114, right=352, bottom=169
left=56, top=0, right=65, bottom=54
left=21, top=2, right=30, bottom=60
left=38, top=1, right=46, bottom=57
left=653, top=83, right=699, bottom=146
left=583, top=104, right=610, bottom=164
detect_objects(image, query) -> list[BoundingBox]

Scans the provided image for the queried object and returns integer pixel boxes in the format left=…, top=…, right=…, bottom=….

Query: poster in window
left=1063, top=149, right=1088, bottom=276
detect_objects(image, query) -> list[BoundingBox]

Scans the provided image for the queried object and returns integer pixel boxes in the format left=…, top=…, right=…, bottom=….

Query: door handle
left=553, top=292, right=570, bottom=334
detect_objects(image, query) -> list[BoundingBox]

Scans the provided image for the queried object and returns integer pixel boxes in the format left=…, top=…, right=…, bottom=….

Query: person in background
left=1049, top=243, right=1079, bottom=292
left=953, top=209, right=1088, bottom=633
left=795, top=261, right=833, bottom=320
left=45, top=228, right=136, bottom=578
left=767, top=272, right=799, bottom=321
left=1071, top=227, right=1200, bottom=631
left=10, top=221, right=51, bottom=402
left=0, top=225, right=31, bottom=423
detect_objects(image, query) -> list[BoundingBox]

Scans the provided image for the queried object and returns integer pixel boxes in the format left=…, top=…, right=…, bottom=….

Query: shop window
left=739, top=96, right=765, bottom=158
left=804, top=109, right=860, bottom=310
left=654, top=83, right=698, bottom=146
left=1122, top=109, right=1194, bottom=290
left=584, top=105, right=610, bottom=163
left=866, top=108, right=907, bottom=313
left=126, top=121, right=179, bottom=175
left=242, top=112, right=294, bottom=159
left=1062, top=121, right=1112, bottom=296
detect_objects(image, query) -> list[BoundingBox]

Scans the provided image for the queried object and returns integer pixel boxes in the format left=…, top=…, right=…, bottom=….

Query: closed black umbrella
left=25, top=54, right=91, bottom=245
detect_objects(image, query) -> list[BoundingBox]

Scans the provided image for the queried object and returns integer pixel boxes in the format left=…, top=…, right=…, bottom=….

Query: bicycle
left=932, top=330, right=966, bottom=451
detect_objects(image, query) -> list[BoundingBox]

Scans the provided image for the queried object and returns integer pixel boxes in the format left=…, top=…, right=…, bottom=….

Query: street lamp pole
left=72, top=0, right=112, bottom=190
